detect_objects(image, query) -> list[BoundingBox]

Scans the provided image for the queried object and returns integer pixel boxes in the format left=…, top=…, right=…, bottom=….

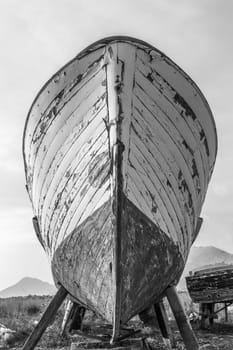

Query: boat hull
left=23, top=36, right=217, bottom=332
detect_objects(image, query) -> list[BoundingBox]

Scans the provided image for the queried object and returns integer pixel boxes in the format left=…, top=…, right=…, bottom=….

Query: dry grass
left=1, top=295, right=233, bottom=349
left=0, top=295, right=69, bottom=348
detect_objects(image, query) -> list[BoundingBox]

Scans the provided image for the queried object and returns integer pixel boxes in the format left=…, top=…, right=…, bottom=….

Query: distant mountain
left=0, top=277, right=56, bottom=298
left=178, top=246, right=233, bottom=291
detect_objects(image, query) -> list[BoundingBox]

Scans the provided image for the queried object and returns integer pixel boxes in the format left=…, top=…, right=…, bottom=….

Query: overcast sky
left=0, top=0, right=232, bottom=290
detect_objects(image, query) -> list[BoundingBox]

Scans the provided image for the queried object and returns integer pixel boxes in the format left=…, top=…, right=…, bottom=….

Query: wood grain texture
left=52, top=199, right=113, bottom=322
left=120, top=195, right=184, bottom=323
left=186, top=266, right=233, bottom=303
left=22, top=285, right=67, bottom=350
left=165, top=286, right=199, bottom=350
left=23, top=36, right=217, bottom=338
left=51, top=196, right=184, bottom=323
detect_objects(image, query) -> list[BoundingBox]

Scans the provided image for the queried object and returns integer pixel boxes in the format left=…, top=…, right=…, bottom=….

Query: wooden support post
left=200, top=303, right=208, bottom=329
left=139, top=306, right=158, bottom=328
left=199, top=303, right=203, bottom=329
left=208, top=303, right=214, bottom=326
left=69, top=303, right=86, bottom=332
left=61, top=299, right=73, bottom=336
left=165, top=286, right=199, bottom=350
left=224, top=302, right=228, bottom=322
left=22, top=285, right=67, bottom=350
left=154, top=301, right=175, bottom=349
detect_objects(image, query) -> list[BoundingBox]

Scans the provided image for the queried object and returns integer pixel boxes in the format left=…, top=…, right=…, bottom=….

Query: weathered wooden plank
left=134, top=84, right=199, bottom=209
left=224, top=303, right=228, bottom=322
left=136, top=53, right=210, bottom=191
left=22, top=285, right=67, bottom=350
left=67, top=176, right=110, bottom=234
left=128, top=150, right=180, bottom=245
left=24, top=46, right=106, bottom=157
left=127, top=170, right=169, bottom=235
left=132, top=97, right=197, bottom=249
left=42, top=126, right=108, bottom=246
left=76, top=212, right=112, bottom=303
left=45, top=136, right=108, bottom=244
left=134, top=66, right=207, bottom=199
left=117, top=43, right=136, bottom=195
left=133, top=96, right=197, bottom=235
left=42, top=131, right=107, bottom=229
left=165, top=286, right=199, bottom=350
left=130, top=123, right=191, bottom=235
left=137, top=48, right=217, bottom=167
left=120, top=195, right=184, bottom=323
left=129, top=137, right=187, bottom=251
left=105, top=43, right=123, bottom=343
left=32, top=69, right=107, bottom=205
left=130, top=111, right=193, bottom=237
left=33, top=85, right=107, bottom=207
left=186, top=267, right=233, bottom=303
left=154, top=301, right=174, bottom=349
left=52, top=200, right=113, bottom=321
left=61, top=299, right=73, bottom=335
left=30, top=66, right=105, bottom=161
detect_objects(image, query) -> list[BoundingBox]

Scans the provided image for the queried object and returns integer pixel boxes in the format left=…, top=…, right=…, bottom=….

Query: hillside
left=0, top=277, right=56, bottom=298
left=178, top=246, right=233, bottom=291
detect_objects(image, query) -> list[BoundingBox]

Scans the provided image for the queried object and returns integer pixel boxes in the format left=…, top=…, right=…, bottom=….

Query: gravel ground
left=11, top=322, right=232, bottom=350
left=4, top=313, right=233, bottom=349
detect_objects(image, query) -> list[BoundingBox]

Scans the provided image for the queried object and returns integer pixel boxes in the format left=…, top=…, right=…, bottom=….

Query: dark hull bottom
left=52, top=195, right=184, bottom=323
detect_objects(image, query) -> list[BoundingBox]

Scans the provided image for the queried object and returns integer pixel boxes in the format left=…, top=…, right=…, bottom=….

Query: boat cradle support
left=153, top=301, right=175, bottom=349
left=165, top=286, right=200, bottom=350
left=199, top=300, right=233, bottom=329
left=21, top=285, right=200, bottom=350
left=22, top=285, right=68, bottom=350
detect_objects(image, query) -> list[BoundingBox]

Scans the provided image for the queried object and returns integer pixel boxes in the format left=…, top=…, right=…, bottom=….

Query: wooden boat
left=186, top=264, right=233, bottom=304
left=23, top=36, right=217, bottom=341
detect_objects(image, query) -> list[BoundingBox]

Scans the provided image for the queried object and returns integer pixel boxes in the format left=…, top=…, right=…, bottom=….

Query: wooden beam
left=22, top=285, right=67, bottom=350
left=203, top=301, right=233, bottom=318
left=224, top=302, right=228, bottom=322
left=165, top=286, right=199, bottom=350
left=69, top=303, right=86, bottom=332
left=199, top=303, right=206, bottom=329
left=138, top=307, right=158, bottom=328
left=208, top=303, right=214, bottom=326
left=154, top=301, right=174, bottom=349
left=61, top=299, right=73, bottom=336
